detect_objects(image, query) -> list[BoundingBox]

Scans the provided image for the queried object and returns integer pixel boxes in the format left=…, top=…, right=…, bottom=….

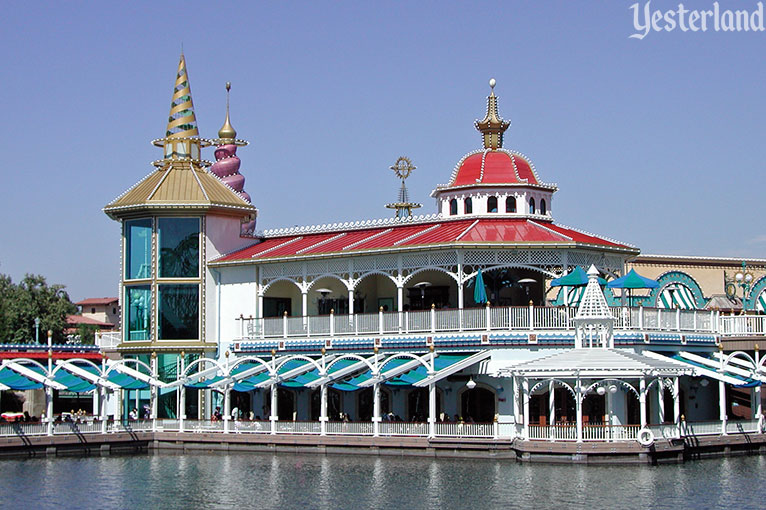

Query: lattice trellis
left=497, top=250, right=528, bottom=265
left=464, top=250, right=497, bottom=265
left=401, top=253, right=429, bottom=269
left=529, top=250, right=560, bottom=264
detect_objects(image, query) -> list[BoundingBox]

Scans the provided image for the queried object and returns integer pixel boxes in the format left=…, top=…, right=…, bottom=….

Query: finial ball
left=226, top=82, right=231, bottom=91
left=489, top=78, right=496, bottom=89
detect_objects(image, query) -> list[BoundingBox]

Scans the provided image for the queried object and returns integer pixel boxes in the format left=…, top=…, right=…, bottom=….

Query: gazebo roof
left=496, top=348, right=691, bottom=378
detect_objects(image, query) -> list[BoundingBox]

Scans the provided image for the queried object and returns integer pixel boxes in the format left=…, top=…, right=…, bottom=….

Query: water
left=2, top=452, right=764, bottom=510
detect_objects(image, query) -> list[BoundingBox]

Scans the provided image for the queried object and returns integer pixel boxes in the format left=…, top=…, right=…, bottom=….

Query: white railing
left=54, top=421, right=103, bottom=435
left=95, top=331, right=121, bottom=349
left=276, top=420, right=321, bottom=434
left=432, top=422, right=495, bottom=437
left=379, top=421, right=430, bottom=436
left=682, top=420, right=724, bottom=436
left=719, top=316, right=766, bottom=336
left=0, top=422, right=48, bottom=436
left=325, top=421, right=373, bottom=435
left=238, top=306, right=726, bottom=340
left=725, top=419, right=761, bottom=434
left=648, top=424, right=680, bottom=440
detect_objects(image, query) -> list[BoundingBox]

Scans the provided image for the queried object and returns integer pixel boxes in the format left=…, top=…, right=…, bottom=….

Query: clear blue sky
left=0, top=1, right=764, bottom=301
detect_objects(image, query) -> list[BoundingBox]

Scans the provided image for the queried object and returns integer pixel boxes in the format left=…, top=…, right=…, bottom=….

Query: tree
left=0, top=273, right=77, bottom=344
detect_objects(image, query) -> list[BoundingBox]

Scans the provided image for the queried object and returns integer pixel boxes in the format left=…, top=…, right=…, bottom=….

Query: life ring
left=637, top=428, right=654, bottom=447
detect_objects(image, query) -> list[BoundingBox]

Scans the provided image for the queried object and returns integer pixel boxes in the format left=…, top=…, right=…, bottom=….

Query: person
left=231, top=407, right=239, bottom=421
left=128, top=408, right=138, bottom=420
left=143, top=405, right=151, bottom=420
left=213, top=406, right=222, bottom=421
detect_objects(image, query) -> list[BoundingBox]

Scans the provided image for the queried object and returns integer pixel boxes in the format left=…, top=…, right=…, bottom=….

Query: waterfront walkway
left=2, top=418, right=765, bottom=464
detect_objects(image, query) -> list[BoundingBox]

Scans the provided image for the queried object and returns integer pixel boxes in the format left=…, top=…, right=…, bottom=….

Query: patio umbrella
left=473, top=269, right=488, bottom=304
left=550, top=266, right=606, bottom=307
left=606, top=269, right=659, bottom=306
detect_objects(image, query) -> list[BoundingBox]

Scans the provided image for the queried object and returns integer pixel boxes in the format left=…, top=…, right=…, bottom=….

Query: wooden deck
left=2, top=430, right=766, bottom=464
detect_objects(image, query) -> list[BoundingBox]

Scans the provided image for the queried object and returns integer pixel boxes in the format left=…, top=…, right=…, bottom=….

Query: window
left=112, top=307, right=117, bottom=314
left=125, top=219, right=152, bottom=280
left=449, top=199, right=458, bottom=216
left=529, top=198, right=536, bottom=215
left=125, top=285, right=151, bottom=341
left=506, top=196, right=516, bottom=213
left=464, top=197, right=473, bottom=214
left=487, top=196, right=498, bottom=213
left=158, top=284, right=199, bottom=340
left=91, top=308, right=96, bottom=314
left=540, top=199, right=547, bottom=215
left=158, top=218, right=200, bottom=278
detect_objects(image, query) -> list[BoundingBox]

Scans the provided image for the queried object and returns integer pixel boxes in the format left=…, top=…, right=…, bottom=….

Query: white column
left=639, top=377, right=647, bottom=429
left=458, top=281, right=464, bottom=331
left=428, top=383, right=436, bottom=438
left=397, top=284, right=404, bottom=333
left=179, top=386, right=186, bottom=433
left=522, top=378, right=530, bottom=440
left=151, top=354, right=158, bottom=432
left=657, top=380, right=665, bottom=424
left=512, top=376, right=520, bottom=425
left=673, top=378, right=680, bottom=425
left=348, top=289, right=354, bottom=316
left=320, top=383, right=328, bottom=436
left=302, top=291, right=308, bottom=325
left=101, top=388, right=108, bottom=434
left=45, top=386, right=53, bottom=436
left=719, top=380, right=728, bottom=435
left=606, top=390, right=614, bottom=441
left=270, top=383, right=278, bottom=434
left=223, top=386, right=231, bottom=433
left=548, top=380, right=555, bottom=440
left=575, top=377, right=583, bottom=443
left=373, top=382, right=381, bottom=437
left=257, top=293, right=264, bottom=319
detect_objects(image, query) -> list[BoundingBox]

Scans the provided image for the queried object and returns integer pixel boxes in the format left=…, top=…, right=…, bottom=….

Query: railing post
left=45, top=386, right=53, bottom=436
left=639, top=305, right=644, bottom=330
left=270, top=383, right=278, bottom=435
left=330, top=309, right=335, bottom=337
left=486, top=301, right=491, bottom=332
left=239, top=314, right=244, bottom=338
left=431, top=304, right=436, bottom=333
left=528, top=301, right=534, bottom=331
left=260, top=317, right=265, bottom=339
left=283, top=311, right=288, bottom=338
left=713, top=309, right=718, bottom=333
left=379, top=307, right=384, bottom=335
left=676, top=307, right=681, bottom=331
left=693, top=310, right=697, bottom=331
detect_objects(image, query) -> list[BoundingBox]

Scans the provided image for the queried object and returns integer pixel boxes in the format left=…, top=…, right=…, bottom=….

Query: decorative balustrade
left=237, top=306, right=723, bottom=340
left=719, top=315, right=766, bottom=337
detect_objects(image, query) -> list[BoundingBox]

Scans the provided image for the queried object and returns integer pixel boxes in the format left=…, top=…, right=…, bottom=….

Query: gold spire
left=474, top=78, right=510, bottom=150
left=166, top=54, right=199, bottom=139
left=218, top=82, right=237, bottom=140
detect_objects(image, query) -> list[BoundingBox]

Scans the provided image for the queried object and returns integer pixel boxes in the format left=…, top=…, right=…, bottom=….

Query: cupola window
left=506, top=196, right=516, bottom=213
left=487, top=196, right=498, bottom=213
left=529, top=198, right=536, bottom=215
left=464, top=197, right=473, bottom=214
left=449, top=199, right=458, bottom=216
left=540, top=199, right=547, bottom=215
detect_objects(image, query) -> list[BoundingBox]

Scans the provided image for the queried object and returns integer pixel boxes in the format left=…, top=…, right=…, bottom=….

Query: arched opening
left=487, top=196, right=498, bottom=213
left=308, top=276, right=348, bottom=315
left=263, top=388, right=296, bottom=420
left=405, top=270, right=457, bottom=310
left=529, top=386, right=575, bottom=424
left=449, top=198, right=458, bottom=216
left=582, top=394, right=606, bottom=424
left=407, top=387, right=443, bottom=422
left=310, top=387, right=343, bottom=420
left=230, top=390, right=252, bottom=419
left=467, top=267, right=545, bottom=306
left=464, top=197, right=473, bottom=214
left=529, top=197, right=536, bottom=215
left=460, top=387, right=495, bottom=422
left=357, top=387, right=392, bottom=421
left=262, top=280, right=301, bottom=317
left=354, top=273, right=396, bottom=313
left=506, top=196, right=516, bottom=213
left=540, top=199, right=546, bottom=215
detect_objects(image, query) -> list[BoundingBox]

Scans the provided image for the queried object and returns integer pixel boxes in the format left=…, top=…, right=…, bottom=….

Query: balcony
left=236, top=305, right=724, bottom=340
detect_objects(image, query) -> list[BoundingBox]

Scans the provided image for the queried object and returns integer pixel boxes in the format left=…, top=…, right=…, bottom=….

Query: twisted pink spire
left=211, top=144, right=251, bottom=203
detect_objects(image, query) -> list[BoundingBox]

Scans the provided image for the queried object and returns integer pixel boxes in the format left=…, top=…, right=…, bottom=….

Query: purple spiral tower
left=210, top=82, right=256, bottom=236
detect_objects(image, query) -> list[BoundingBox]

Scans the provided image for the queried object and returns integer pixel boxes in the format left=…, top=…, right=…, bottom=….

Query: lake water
left=2, top=452, right=764, bottom=510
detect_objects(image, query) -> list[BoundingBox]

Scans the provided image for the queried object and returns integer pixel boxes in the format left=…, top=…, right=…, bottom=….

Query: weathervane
left=385, top=156, right=422, bottom=218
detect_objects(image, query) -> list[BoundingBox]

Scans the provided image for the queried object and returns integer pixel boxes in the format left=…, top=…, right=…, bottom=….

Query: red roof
left=75, top=297, right=118, bottom=306
left=449, top=151, right=539, bottom=187
left=215, top=218, right=632, bottom=263
left=0, top=351, right=103, bottom=360
left=67, top=315, right=115, bottom=328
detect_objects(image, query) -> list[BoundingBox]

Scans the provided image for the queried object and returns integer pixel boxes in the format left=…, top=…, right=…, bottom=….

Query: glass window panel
left=125, top=285, right=151, bottom=341
left=158, top=218, right=199, bottom=278
left=158, top=284, right=199, bottom=340
left=125, top=219, right=152, bottom=280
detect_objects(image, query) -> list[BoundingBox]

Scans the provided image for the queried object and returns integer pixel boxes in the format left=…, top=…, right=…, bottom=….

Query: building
left=93, top=54, right=765, bottom=444
left=75, top=297, right=120, bottom=327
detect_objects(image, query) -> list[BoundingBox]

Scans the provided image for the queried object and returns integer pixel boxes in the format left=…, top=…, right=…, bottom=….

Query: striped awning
left=657, top=283, right=696, bottom=309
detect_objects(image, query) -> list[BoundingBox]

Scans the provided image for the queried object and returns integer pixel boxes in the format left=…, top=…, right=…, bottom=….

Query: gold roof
left=104, top=160, right=257, bottom=218
left=475, top=78, right=510, bottom=150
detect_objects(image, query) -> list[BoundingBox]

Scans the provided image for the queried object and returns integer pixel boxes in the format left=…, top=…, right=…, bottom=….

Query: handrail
left=236, top=306, right=729, bottom=340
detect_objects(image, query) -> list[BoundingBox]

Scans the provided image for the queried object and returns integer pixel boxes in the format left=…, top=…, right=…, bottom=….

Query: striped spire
left=166, top=54, right=199, bottom=139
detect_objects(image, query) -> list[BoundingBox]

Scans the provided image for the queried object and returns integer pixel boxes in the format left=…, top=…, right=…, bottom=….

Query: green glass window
left=158, top=284, right=199, bottom=340
left=125, top=285, right=151, bottom=341
left=125, top=219, right=152, bottom=280
left=158, top=218, right=199, bottom=278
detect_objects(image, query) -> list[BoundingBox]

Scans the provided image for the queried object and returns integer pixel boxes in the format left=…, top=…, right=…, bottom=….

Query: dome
left=447, top=149, right=539, bottom=187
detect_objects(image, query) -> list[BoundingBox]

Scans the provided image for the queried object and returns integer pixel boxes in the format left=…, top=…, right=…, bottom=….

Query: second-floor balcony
left=235, top=305, right=740, bottom=340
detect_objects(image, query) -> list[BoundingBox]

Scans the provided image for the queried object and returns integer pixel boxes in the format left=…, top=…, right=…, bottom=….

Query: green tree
left=75, top=323, right=99, bottom=345
left=0, top=273, right=77, bottom=344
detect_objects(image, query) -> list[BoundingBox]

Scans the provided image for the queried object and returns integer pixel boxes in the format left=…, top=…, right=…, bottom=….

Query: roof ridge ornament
left=385, top=156, right=422, bottom=218
left=474, top=78, right=510, bottom=150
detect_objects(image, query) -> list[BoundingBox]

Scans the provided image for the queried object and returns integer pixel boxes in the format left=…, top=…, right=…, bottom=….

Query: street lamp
left=34, top=317, right=40, bottom=344
left=735, top=261, right=754, bottom=311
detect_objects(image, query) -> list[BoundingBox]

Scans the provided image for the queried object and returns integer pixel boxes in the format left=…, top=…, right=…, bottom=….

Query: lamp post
left=735, top=261, right=754, bottom=311
left=34, top=317, right=40, bottom=344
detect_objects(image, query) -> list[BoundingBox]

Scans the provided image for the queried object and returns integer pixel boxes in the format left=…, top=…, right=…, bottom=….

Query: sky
left=0, top=1, right=764, bottom=301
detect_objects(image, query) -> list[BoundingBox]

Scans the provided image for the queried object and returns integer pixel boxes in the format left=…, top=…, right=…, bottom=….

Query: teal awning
left=0, top=367, right=43, bottom=390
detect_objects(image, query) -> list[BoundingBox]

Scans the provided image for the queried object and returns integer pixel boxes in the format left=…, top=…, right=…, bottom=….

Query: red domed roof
left=448, top=150, right=539, bottom=187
